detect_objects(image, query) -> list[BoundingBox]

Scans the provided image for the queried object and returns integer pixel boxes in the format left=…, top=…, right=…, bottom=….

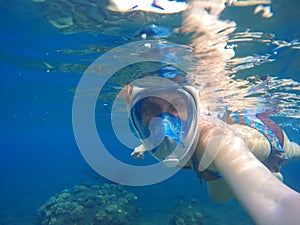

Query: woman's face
left=139, top=93, right=189, bottom=126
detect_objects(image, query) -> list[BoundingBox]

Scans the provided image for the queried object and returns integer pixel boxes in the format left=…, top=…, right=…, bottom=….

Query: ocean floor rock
left=169, top=198, right=205, bottom=225
left=37, top=183, right=139, bottom=225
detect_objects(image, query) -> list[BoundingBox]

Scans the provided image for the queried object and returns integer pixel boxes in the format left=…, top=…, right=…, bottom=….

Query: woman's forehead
left=141, top=91, right=186, bottom=102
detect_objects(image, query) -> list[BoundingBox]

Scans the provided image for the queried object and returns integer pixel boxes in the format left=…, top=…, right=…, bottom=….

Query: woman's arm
left=204, top=131, right=300, bottom=225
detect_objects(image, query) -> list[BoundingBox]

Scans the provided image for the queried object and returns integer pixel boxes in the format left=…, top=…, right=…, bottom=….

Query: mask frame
left=129, top=85, right=200, bottom=167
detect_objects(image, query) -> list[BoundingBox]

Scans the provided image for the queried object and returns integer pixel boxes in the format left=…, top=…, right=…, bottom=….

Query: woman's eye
left=144, top=104, right=161, bottom=115
left=168, top=104, right=177, bottom=113
left=170, top=100, right=185, bottom=112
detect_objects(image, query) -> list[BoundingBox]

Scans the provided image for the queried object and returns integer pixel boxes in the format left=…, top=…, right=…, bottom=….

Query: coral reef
left=169, top=198, right=205, bottom=225
left=37, top=183, right=139, bottom=225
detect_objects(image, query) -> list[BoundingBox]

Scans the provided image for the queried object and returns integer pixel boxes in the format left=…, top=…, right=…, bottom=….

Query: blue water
left=1, top=1, right=300, bottom=225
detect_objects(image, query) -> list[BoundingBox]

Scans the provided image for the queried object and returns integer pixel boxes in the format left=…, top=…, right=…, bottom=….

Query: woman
left=125, top=80, right=300, bottom=225
left=109, top=0, right=300, bottom=224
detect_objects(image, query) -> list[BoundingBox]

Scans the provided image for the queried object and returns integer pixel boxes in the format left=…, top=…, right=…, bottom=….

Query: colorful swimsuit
left=191, top=109, right=289, bottom=183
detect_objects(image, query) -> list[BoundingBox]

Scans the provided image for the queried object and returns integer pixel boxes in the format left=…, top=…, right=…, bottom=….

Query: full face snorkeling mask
left=129, top=85, right=199, bottom=167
